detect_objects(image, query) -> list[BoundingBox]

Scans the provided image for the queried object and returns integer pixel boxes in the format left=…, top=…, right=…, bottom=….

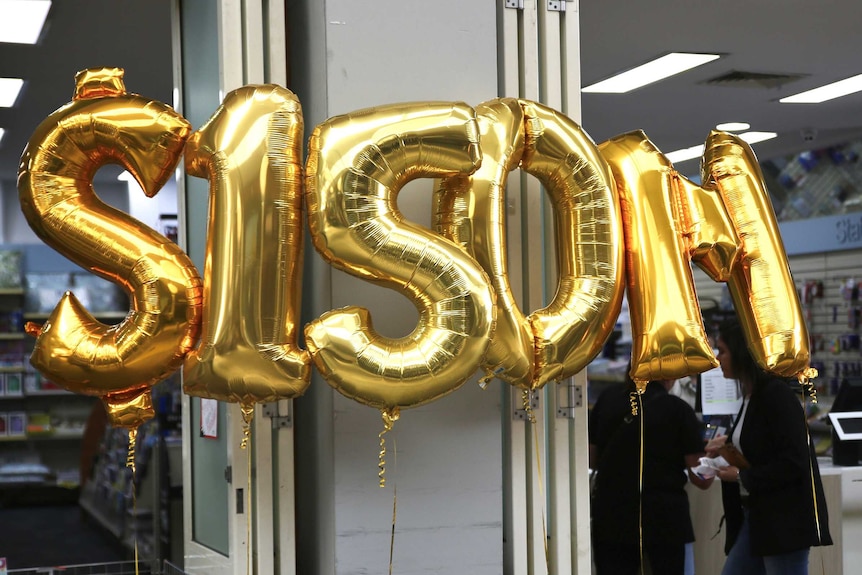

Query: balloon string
left=126, top=428, right=137, bottom=475
left=629, top=386, right=641, bottom=417
left=241, top=403, right=254, bottom=449
left=799, top=369, right=828, bottom=573
left=521, top=389, right=535, bottom=424
left=247, top=433, right=253, bottom=575
left=799, top=367, right=819, bottom=404
left=126, top=428, right=139, bottom=575
left=378, top=407, right=400, bottom=488
left=240, top=404, right=255, bottom=575
left=636, top=391, right=645, bottom=575
left=388, top=437, right=398, bottom=575
left=799, top=375, right=824, bottom=548
left=523, top=390, right=550, bottom=572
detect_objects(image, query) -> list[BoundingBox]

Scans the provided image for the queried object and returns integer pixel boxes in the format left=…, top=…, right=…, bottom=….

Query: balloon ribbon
left=629, top=389, right=645, bottom=575
left=378, top=407, right=400, bottom=488
left=241, top=403, right=255, bottom=575
left=388, top=437, right=398, bottom=575
left=522, top=390, right=550, bottom=572
left=126, top=428, right=139, bottom=575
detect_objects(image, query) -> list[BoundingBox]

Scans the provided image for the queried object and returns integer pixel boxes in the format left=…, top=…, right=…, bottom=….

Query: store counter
left=687, top=458, right=860, bottom=575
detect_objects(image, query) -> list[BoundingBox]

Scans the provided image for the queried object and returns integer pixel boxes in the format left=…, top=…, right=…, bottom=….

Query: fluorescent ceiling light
left=716, top=122, right=750, bottom=132
left=666, top=144, right=705, bottom=164
left=582, top=52, right=721, bottom=94
left=0, top=128, right=5, bottom=145
left=666, top=131, right=777, bottom=164
left=779, top=73, right=862, bottom=104
left=738, top=131, right=777, bottom=145
left=0, top=78, right=24, bottom=107
left=0, top=0, right=51, bottom=44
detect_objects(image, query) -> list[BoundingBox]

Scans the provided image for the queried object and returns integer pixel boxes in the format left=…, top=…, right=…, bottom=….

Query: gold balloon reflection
left=600, top=131, right=722, bottom=386
left=702, top=130, right=810, bottom=378
left=17, top=67, right=202, bottom=428
left=304, top=101, right=496, bottom=410
left=182, top=85, right=312, bottom=408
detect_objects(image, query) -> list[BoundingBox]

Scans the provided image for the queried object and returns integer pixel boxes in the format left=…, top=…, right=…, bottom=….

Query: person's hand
left=705, top=434, right=728, bottom=457
left=717, top=465, right=740, bottom=483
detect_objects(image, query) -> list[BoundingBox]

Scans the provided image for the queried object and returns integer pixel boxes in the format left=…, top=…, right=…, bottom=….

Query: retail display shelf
left=25, top=389, right=74, bottom=396
left=0, top=365, right=26, bottom=372
left=24, top=430, right=86, bottom=440
left=23, top=310, right=128, bottom=321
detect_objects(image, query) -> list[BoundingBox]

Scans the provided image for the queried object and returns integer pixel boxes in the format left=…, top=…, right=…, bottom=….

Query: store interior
left=0, top=0, right=861, bottom=572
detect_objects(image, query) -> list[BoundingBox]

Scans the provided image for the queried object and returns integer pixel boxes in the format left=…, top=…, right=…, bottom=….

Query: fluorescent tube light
left=666, top=131, right=777, bottom=164
left=715, top=122, right=750, bottom=132
left=779, top=73, right=862, bottom=104
left=738, top=131, right=777, bottom=145
left=582, top=52, right=721, bottom=94
left=666, top=144, right=705, bottom=164
left=0, top=78, right=24, bottom=107
left=0, top=0, right=52, bottom=44
left=0, top=128, right=5, bottom=145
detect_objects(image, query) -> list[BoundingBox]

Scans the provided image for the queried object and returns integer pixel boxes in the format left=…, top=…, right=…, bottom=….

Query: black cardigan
left=720, top=377, right=832, bottom=556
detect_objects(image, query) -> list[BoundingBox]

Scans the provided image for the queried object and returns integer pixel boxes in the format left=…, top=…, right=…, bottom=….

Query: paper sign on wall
left=200, top=398, right=218, bottom=439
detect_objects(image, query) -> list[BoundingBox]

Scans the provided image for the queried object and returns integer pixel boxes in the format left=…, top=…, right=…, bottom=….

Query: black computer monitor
left=829, top=377, right=862, bottom=466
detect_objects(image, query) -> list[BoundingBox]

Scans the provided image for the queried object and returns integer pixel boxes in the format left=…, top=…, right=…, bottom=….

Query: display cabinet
left=0, top=276, right=128, bottom=504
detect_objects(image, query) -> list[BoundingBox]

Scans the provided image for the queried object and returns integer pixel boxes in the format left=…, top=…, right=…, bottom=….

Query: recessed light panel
left=0, top=0, right=52, bottom=45
left=779, top=73, right=862, bottom=104
left=738, top=131, right=777, bottom=145
left=0, top=78, right=24, bottom=107
left=715, top=122, right=750, bottom=132
left=665, top=144, right=705, bottom=164
left=666, top=131, right=777, bottom=164
left=583, top=52, right=721, bottom=94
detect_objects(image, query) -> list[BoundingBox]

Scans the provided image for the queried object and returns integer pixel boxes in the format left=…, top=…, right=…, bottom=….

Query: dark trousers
left=593, top=538, right=686, bottom=575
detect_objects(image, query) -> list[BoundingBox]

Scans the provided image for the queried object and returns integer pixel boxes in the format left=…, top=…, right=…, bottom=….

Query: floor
left=0, top=502, right=126, bottom=569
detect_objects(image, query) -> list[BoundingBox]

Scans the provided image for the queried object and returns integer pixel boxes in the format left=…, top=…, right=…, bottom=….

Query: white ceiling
left=0, top=0, right=174, bottom=184
left=1, top=1, right=861, bottom=185
left=578, top=0, right=862, bottom=170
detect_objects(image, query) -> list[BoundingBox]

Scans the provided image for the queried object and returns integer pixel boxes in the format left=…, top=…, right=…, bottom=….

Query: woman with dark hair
left=589, top=369, right=711, bottom=575
left=707, top=317, right=832, bottom=575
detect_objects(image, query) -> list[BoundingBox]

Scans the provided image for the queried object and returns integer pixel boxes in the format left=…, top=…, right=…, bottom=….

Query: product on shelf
left=0, top=251, right=23, bottom=289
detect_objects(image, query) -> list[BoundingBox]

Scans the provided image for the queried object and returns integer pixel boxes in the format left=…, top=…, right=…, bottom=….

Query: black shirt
left=589, top=380, right=705, bottom=545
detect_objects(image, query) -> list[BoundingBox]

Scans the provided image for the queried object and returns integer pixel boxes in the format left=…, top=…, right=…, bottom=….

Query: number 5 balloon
left=304, top=102, right=496, bottom=413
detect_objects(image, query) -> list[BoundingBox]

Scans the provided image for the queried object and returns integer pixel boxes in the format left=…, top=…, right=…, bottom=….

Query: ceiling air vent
left=700, top=70, right=808, bottom=89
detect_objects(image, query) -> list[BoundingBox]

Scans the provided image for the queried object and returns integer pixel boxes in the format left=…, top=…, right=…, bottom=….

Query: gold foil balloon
left=519, top=100, right=625, bottom=389
left=304, top=102, right=496, bottom=411
left=702, top=130, right=810, bottom=378
left=435, top=99, right=624, bottom=390
left=182, top=85, right=312, bottom=409
left=17, top=68, right=201, bottom=428
left=433, top=98, right=535, bottom=388
left=600, top=131, right=740, bottom=386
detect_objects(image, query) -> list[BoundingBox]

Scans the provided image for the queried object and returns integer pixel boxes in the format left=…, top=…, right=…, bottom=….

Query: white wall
left=291, top=1, right=503, bottom=573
